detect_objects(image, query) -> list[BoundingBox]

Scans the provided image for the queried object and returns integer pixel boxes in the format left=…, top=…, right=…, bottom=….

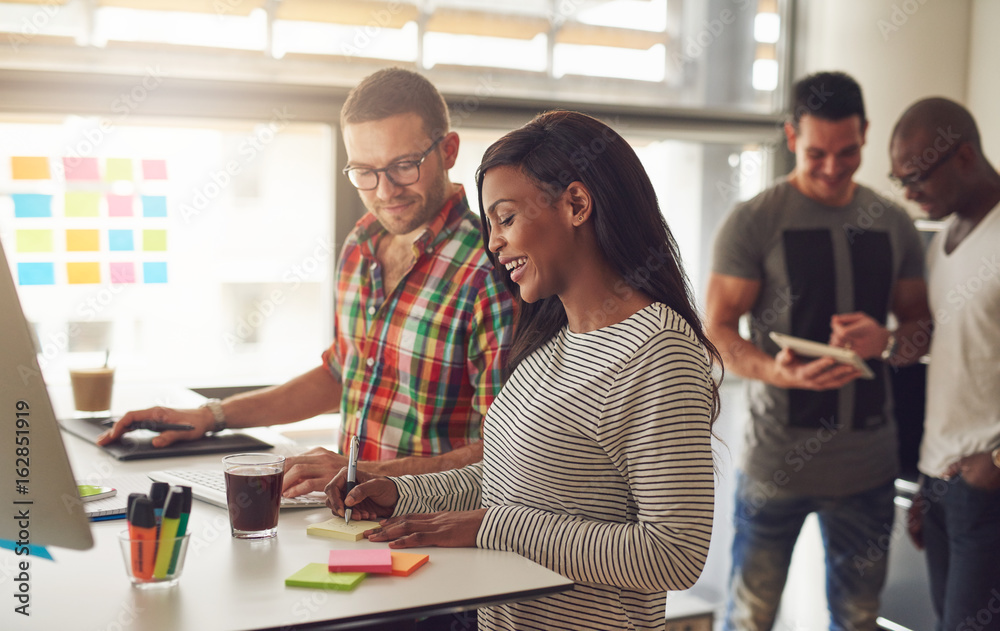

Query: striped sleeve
left=476, top=328, right=715, bottom=591
left=391, top=461, right=484, bottom=515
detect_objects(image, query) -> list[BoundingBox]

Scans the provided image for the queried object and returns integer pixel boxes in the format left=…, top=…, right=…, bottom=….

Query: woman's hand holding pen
left=365, top=509, right=486, bottom=549
left=324, top=468, right=399, bottom=522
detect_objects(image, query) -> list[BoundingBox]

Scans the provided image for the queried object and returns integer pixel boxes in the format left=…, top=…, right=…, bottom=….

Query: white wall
left=795, top=0, right=972, bottom=206
left=967, top=0, right=1000, bottom=163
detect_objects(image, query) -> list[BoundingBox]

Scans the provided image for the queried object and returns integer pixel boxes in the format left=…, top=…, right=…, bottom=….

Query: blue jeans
left=723, top=472, right=896, bottom=631
left=921, top=476, right=1000, bottom=631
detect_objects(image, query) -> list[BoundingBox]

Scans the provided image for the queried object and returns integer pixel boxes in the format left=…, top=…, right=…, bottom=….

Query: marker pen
left=167, top=486, right=192, bottom=574
left=128, top=498, right=157, bottom=580
left=153, top=487, right=183, bottom=579
left=149, top=482, right=170, bottom=525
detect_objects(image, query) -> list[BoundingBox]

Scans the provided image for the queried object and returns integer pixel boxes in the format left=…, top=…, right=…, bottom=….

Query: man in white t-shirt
left=890, top=97, right=1000, bottom=631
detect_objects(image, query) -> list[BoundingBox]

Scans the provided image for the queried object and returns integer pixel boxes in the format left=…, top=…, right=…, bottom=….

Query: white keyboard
left=148, top=469, right=327, bottom=509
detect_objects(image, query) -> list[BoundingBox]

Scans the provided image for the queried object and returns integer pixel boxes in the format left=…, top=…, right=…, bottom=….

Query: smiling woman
left=326, top=110, right=723, bottom=631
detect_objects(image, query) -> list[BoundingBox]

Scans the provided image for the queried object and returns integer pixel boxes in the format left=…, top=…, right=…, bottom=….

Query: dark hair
left=475, top=110, right=721, bottom=423
left=341, top=67, right=450, bottom=139
left=789, top=71, right=866, bottom=130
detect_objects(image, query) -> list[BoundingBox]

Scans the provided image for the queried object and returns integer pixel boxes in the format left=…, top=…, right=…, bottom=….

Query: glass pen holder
left=118, top=530, right=191, bottom=588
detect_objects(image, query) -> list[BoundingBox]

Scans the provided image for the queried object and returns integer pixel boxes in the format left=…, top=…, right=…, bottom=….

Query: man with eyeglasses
left=100, top=68, right=515, bottom=496
left=706, top=71, right=931, bottom=631
left=890, top=97, right=1000, bottom=631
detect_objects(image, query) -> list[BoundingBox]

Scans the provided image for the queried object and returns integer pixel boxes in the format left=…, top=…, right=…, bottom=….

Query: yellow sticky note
left=142, top=229, right=167, bottom=252
left=66, top=230, right=100, bottom=252
left=12, top=157, right=50, bottom=180
left=105, top=158, right=133, bottom=181
left=67, top=262, right=101, bottom=284
left=306, top=517, right=382, bottom=542
left=16, top=230, right=53, bottom=253
left=65, top=192, right=101, bottom=217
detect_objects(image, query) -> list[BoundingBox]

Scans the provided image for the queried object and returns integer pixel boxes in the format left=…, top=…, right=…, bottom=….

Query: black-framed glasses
left=888, top=141, right=963, bottom=189
left=342, top=137, right=444, bottom=191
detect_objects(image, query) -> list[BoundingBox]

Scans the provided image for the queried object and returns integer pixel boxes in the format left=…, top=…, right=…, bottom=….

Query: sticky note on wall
left=12, top=194, right=52, bottom=218
left=142, top=229, right=167, bottom=251
left=17, top=262, right=55, bottom=285
left=141, top=196, right=167, bottom=217
left=142, top=159, right=167, bottom=180
left=108, top=230, right=134, bottom=251
left=63, top=157, right=100, bottom=181
left=12, top=157, right=50, bottom=179
left=107, top=195, right=134, bottom=217
left=110, top=262, right=135, bottom=284
left=65, top=192, right=101, bottom=217
left=143, top=262, right=167, bottom=284
left=16, top=230, right=53, bottom=253
left=67, top=262, right=100, bottom=284
left=105, top=158, right=133, bottom=181
left=66, top=230, right=100, bottom=252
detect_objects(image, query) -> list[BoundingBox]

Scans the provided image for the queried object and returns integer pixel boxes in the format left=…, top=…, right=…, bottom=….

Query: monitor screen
left=0, top=238, right=93, bottom=551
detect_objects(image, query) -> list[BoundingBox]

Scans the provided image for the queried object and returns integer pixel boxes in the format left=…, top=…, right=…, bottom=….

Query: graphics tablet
left=59, top=416, right=274, bottom=460
left=768, top=331, right=876, bottom=379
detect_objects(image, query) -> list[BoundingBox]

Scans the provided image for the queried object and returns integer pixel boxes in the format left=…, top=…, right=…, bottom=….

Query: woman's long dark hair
left=476, top=110, right=722, bottom=424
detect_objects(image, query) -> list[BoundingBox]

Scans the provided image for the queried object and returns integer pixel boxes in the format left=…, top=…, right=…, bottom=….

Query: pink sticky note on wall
left=110, top=262, right=136, bottom=284
left=107, top=194, right=134, bottom=217
left=63, top=157, right=100, bottom=181
left=328, top=549, right=393, bottom=574
left=142, top=159, right=168, bottom=180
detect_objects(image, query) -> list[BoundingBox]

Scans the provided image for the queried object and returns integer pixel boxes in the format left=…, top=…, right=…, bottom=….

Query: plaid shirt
left=323, top=188, right=514, bottom=461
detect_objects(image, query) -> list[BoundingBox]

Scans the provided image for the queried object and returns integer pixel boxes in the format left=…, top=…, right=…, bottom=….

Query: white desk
left=3, top=385, right=573, bottom=630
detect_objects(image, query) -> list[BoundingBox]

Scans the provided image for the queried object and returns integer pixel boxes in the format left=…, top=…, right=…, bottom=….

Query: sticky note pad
left=142, top=159, right=167, bottom=180
left=17, top=262, right=55, bottom=286
left=65, top=192, right=101, bottom=217
left=306, top=517, right=381, bottom=542
left=12, top=156, right=50, bottom=179
left=284, top=563, right=365, bottom=591
left=67, top=262, right=101, bottom=284
left=16, top=230, right=53, bottom=253
left=328, top=549, right=392, bottom=574
left=63, top=157, right=99, bottom=181
left=66, top=229, right=100, bottom=252
left=105, top=158, right=133, bottom=181
left=12, top=194, right=52, bottom=218
left=391, top=551, right=429, bottom=577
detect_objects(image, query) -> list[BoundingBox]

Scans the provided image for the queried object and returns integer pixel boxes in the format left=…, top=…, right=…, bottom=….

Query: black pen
left=130, top=420, right=196, bottom=432
left=344, top=435, right=360, bottom=525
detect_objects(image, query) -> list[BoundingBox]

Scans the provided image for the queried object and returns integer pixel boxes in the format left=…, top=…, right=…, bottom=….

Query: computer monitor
left=0, top=238, right=93, bottom=550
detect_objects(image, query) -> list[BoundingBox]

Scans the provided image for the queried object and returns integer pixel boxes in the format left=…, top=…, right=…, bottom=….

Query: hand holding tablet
left=769, top=331, right=875, bottom=379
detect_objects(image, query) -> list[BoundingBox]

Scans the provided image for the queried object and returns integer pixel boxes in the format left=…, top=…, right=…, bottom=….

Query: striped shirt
left=322, top=188, right=514, bottom=461
left=393, top=303, right=716, bottom=630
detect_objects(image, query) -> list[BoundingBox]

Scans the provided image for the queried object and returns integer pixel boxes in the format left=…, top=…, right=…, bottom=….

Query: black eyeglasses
left=889, top=142, right=963, bottom=189
left=342, top=137, right=444, bottom=191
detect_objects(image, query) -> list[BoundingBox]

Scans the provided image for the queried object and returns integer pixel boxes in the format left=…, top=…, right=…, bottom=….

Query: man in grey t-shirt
left=706, top=72, right=931, bottom=631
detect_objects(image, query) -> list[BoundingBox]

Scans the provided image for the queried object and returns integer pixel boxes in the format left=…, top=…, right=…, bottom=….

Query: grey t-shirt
left=712, top=180, right=925, bottom=496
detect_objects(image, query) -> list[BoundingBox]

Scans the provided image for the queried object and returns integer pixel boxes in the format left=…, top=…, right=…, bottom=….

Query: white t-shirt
left=920, top=203, right=1000, bottom=477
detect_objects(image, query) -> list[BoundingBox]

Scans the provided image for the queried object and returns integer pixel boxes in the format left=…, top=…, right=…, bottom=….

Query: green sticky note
left=105, top=158, right=133, bottom=181
left=142, top=229, right=167, bottom=251
left=16, top=229, right=53, bottom=253
left=64, top=192, right=101, bottom=217
left=284, top=563, right=365, bottom=591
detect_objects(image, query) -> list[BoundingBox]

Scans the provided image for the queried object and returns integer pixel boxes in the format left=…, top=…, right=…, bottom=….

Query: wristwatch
left=880, top=332, right=897, bottom=362
left=202, top=398, right=227, bottom=434
left=992, top=447, right=1000, bottom=469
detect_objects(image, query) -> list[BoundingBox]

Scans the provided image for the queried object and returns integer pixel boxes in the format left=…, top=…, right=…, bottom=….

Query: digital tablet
left=768, top=331, right=876, bottom=379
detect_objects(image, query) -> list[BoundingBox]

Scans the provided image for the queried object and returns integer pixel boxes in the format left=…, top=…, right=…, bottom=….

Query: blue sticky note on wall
left=143, top=262, right=167, bottom=284
left=141, top=196, right=167, bottom=217
left=108, top=230, right=134, bottom=251
left=12, top=194, right=52, bottom=218
left=17, top=262, right=55, bottom=285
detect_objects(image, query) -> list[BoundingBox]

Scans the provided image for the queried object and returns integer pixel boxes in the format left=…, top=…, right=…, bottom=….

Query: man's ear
left=440, top=131, right=460, bottom=170
left=784, top=121, right=797, bottom=154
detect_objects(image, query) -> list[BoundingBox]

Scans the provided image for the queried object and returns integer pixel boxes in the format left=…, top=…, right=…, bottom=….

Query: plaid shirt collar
left=354, top=186, right=471, bottom=261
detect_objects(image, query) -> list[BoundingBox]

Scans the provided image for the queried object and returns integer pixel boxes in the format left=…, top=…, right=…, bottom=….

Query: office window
left=0, top=114, right=333, bottom=388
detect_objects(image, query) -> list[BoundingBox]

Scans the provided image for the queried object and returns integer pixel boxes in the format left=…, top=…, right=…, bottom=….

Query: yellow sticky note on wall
left=16, top=230, right=54, bottom=253
left=66, top=230, right=100, bottom=252
left=12, top=156, right=50, bottom=179
left=105, top=158, right=133, bottom=181
left=67, top=262, right=101, bottom=284
left=65, top=192, right=101, bottom=217
left=142, top=229, right=167, bottom=251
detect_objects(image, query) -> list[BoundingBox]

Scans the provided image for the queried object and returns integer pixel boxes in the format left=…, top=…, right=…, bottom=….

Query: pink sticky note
left=110, top=262, right=136, bottom=284
left=63, top=157, right=100, bottom=181
left=328, top=549, right=393, bottom=574
left=142, top=159, right=168, bottom=180
left=107, top=194, right=134, bottom=217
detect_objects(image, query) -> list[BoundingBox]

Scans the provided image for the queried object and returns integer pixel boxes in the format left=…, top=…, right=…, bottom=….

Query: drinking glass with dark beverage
left=222, top=453, right=286, bottom=539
